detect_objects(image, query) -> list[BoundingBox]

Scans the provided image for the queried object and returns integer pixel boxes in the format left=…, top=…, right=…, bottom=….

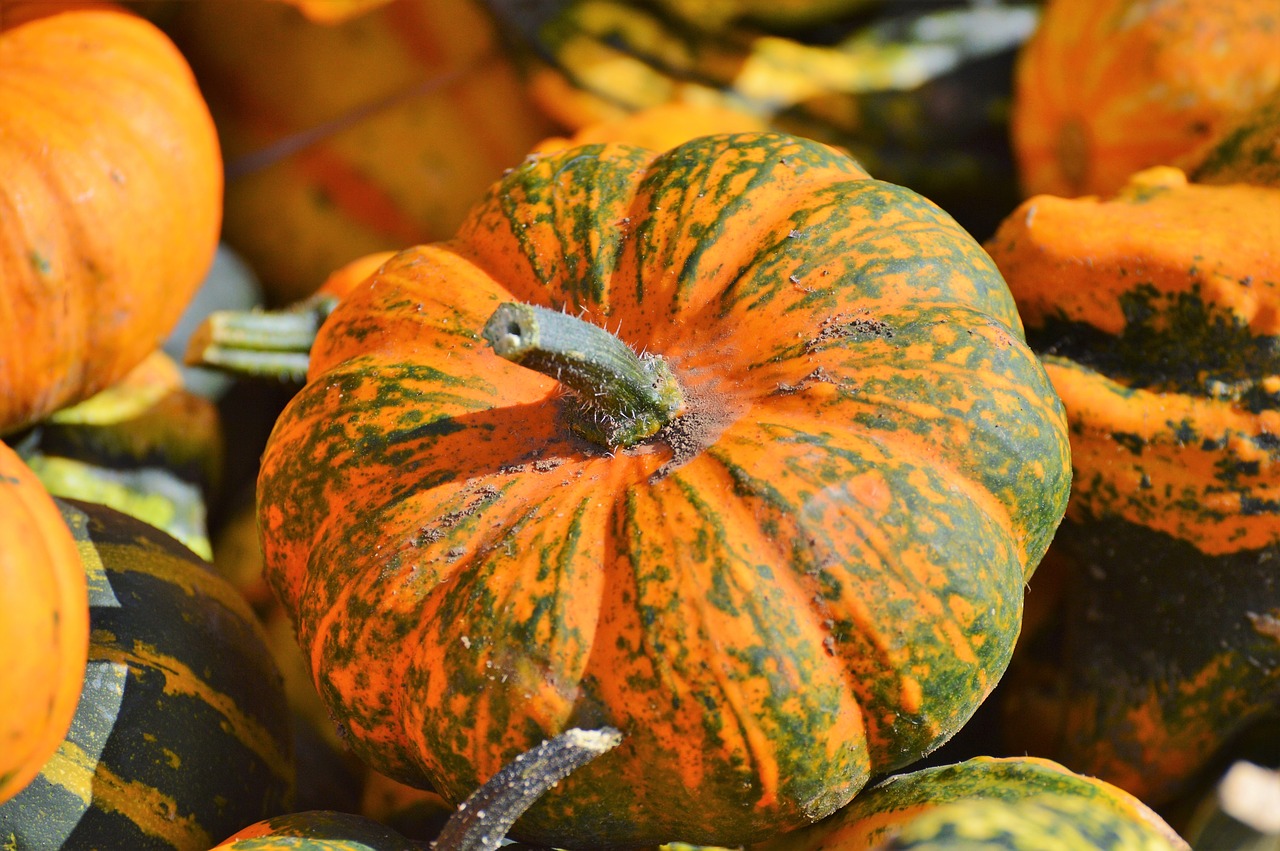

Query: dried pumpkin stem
left=182, top=293, right=339, bottom=383
left=433, top=727, right=624, bottom=851
left=482, top=302, right=685, bottom=448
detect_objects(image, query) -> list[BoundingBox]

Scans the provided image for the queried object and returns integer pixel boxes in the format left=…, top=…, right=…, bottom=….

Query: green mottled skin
left=1190, top=86, right=1280, bottom=188
left=214, top=811, right=429, bottom=850
left=0, top=501, right=294, bottom=851
left=257, top=133, right=1070, bottom=848
left=752, top=757, right=1188, bottom=851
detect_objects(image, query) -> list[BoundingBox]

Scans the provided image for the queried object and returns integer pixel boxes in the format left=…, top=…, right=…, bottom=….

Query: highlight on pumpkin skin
left=0, top=5, right=223, bottom=434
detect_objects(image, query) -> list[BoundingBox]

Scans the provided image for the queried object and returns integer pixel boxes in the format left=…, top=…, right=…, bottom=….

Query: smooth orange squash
left=0, top=6, right=222, bottom=433
left=0, top=441, right=88, bottom=803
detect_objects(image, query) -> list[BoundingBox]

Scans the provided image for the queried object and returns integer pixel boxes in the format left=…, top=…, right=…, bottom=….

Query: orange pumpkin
left=0, top=6, right=222, bottom=433
left=255, top=132, right=1071, bottom=847
left=0, top=441, right=88, bottom=804
left=168, top=0, right=556, bottom=304
left=1010, top=0, right=1280, bottom=198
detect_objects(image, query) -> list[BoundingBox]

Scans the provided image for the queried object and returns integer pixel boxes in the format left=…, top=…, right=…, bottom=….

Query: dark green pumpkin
left=0, top=499, right=294, bottom=850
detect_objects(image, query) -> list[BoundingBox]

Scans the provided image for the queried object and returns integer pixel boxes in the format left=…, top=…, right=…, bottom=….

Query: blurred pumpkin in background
left=167, top=0, right=557, bottom=305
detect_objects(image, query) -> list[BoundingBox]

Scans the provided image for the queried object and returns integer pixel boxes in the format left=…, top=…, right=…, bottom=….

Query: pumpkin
left=15, top=350, right=224, bottom=560
left=1009, top=0, right=1280, bottom=199
left=270, top=0, right=393, bottom=25
left=1187, top=86, right=1280, bottom=189
left=984, top=166, right=1280, bottom=805
left=520, top=0, right=1038, bottom=240
left=750, top=756, right=1189, bottom=851
left=166, top=0, right=556, bottom=305
left=0, top=499, right=295, bottom=850
left=531, top=102, right=771, bottom=158
left=256, top=131, right=1071, bottom=847
left=0, top=5, right=222, bottom=433
left=0, top=441, right=88, bottom=804
left=212, top=810, right=430, bottom=850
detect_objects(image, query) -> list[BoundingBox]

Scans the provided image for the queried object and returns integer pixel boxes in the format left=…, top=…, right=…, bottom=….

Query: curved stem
left=433, top=727, right=623, bottom=851
left=482, top=303, right=685, bottom=447
left=183, top=293, right=339, bottom=383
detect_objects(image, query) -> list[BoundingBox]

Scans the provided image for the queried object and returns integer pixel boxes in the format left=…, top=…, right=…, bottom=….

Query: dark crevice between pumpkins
left=1026, top=284, right=1280, bottom=411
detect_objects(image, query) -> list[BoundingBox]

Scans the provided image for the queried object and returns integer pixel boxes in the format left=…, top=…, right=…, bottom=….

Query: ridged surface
left=750, top=757, right=1188, bottom=851
left=987, top=166, right=1280, bottom=803
left=1010, top=0, right=1280, bottom=198
left=258, top=132, right=1070, bottom=847
left=0, top=8, right=222, bottom=432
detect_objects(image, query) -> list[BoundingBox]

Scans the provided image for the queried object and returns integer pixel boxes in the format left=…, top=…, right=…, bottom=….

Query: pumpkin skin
left=1010, top=0, right=1280, bottom=198
left=0, top=499, right=295, bottom=850
left=256, top=132, right=1071, bottom=847
left=167, top=0, right=556, bottom=304
left=0, top=6, right=222, bottom=433
left=1187, top=86, right=1280, bottom=188
left=211, top=810, right=429, bottom=851
left=750, top=757, right=1189, bottom=851
left=984, top=166, right=1280, bottom=804
left=0, top=442, right=88, bottom=804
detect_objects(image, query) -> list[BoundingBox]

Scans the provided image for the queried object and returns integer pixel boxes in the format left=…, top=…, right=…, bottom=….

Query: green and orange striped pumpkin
left=255, top=131, right=1071, bottom=847
left=0, top=499, right=294, bottom=850
left=985, top=165, right=1280, bottom=805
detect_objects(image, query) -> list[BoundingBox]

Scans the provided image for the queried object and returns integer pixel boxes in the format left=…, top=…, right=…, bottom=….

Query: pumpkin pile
left=2, top=0, right=1278, bottom=849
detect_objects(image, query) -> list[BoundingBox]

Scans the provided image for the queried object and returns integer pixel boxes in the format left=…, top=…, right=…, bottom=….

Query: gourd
left=0, top=441, right=88, bottom=804
left=212, top=810, right=430, bottom=850
left=0, top=4, right=222, bottom=433
left=0, top=500, right=295, bottom=850
left=14, top=350, right=224, bottom=560
left=518, top=0, right=1039, bottom=240
left=166, top=0, right=556, bottom=304
left=1187, top=86, right=1280, bottom=189
left=984, top=166, right=1280, bottom=805
left=750, top=756, right=1189, bottom=851
left=255, top=131, right=1071, bottom=847
left=1010, top=0, right=1280, bottom=198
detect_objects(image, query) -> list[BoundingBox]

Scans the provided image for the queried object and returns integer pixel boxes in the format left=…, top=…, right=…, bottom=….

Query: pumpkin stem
left=432, top=727, right=623, bottom=851
left=481, top=303, right=685, bottom=448
left=183, top=293, right=339, bottom=382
